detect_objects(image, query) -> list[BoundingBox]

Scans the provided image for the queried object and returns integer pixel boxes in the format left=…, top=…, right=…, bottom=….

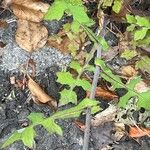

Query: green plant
left=2, top=1, right=150, bottom=149
left=95, top=58, right=150, bottom=109
left=2, top=98, right=100, bottom=149
left=44, top=0, right=108, bottom=56
left=44, top=0, right=94, bottom=33
left=126, top=14, right=150, bottom=46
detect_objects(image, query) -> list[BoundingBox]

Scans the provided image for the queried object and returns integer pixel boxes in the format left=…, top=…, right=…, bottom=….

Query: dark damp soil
left=0, top=0, right=150, bottom=150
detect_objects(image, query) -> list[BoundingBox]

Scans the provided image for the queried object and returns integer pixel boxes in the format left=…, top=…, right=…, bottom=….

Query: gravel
left=0, top=20, right=71, bottom=74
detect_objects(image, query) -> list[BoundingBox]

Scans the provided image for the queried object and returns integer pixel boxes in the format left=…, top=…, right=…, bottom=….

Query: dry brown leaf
left=27, top=76, right=57, bottom=110
left=11, top=0, right=49, bottom=22
left=47, top=35, right=70, bottom=54
left=15, top=19, right=48, bottom=52
left=87, top=87, right=118, bottom=100
left=129, top=126, right=150, bottom=138
left=121, top=66, right=138, bottom=77
left=74, top=120, right=85, bottom=131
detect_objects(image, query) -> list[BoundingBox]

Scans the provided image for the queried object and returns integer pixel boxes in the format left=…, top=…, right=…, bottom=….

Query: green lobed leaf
left=76, top=79, right=91, bottom=91
left=69, top=60, right=82, bottom=73
left=137, top=91, right=150, bottom=109
left=102, top=0, right=114, bottom=7
left=27, top=113, right=45, bottom=125
left=112, top=0, right=123, bottom=14
left=21, top=127, right=36, bottom=148
left=56, top=72, right=75, bottom=86
left=71, top=21, right=81, bottom=33
left=84, top=64, right=95, bottom=72
left=121, top=49, right=138, bottom=60
left=59, top=88, right=77, bottom=105
left=52, top=98, right=100, bottom=119
left=44, top=1, right=67, bottom=20
left=118, top=77, right=150, bottom=109
left=135, top=16, right=150, bottom=27
left=127, top=24, right=136, bottom=31
left=95, top=58, right=123, bottom=90
left=134, top=28, right=148, bottom=41
left=69, top=5, right=90, bottom=24
left=95, top=58, right=150, bottom=109
left=41, top=118, right=63, bottom=136
left=2, top=131, right=21, bottom=148
left=83, top=26, right=109, bottom=51
left=126, top=14, right=137, bottom=24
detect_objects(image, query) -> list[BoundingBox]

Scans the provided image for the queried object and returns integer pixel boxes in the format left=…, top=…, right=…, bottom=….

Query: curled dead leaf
left=15, top=19, right=48, bottom=52
left=27, top=76, right=57, bottom=110
left=87, top=87, right=118, bottom=100
left=11, top=0, right=49, bottom=22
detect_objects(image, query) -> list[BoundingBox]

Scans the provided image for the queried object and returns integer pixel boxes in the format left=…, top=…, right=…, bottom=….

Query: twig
left=82, top=16, right=108, bottom=150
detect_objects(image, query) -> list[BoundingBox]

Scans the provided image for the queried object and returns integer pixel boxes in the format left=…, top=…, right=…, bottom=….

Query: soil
left=0, top=0, right=150, bottom=150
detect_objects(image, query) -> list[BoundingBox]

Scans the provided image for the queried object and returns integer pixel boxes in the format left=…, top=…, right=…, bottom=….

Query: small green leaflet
left=126, top=14, right=137, bottom=24
left=59, top=88, right=77, bottom=105
left=44, top=1, right=67, bottom=20
left=83, top=26, right=109, bottom=51
left=2, top=127, right=36, bottom=149
left=102, top=0, right=114, bottom=7
left=121, top=49, right=138, bottom=60
left=76, top=79, right=91, bottom=91
left=127, top=24, right=136, bottom=31
left=112, top=0, right=123, bottom=14
left=27, top=113, right=45, bottom=125
left=135, top=56, right=150, bottom=74
left=134, top=28, right=148, bottom=41
left=135, top=16, right=150, bottom=27
left=118, top=77, right=150, bottom=109
left=2, top=131, right=21, bottom=148
left=95, top=58, right=123, bottom=90
left=41, top=118, right=63, bottom=136
left=21, top=127, right=36, bottom=148
left=56, top=72, right=75, bottom=86
left=69, top=60, right=82, bottom=74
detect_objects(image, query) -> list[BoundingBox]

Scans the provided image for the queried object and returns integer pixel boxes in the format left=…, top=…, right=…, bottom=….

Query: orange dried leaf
left=87, top=87, right=118, bottom=100
left=74, top=120, right=85, bottom=131
left=27, top=76, right=57, bottom=110
left=129, top=126, right=150, bottom=138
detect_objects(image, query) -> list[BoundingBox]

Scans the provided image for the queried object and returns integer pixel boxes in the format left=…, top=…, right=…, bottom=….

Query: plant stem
left=82, top=45, right=101, bottom=150
left=82, top=16, right=107, bottom=150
